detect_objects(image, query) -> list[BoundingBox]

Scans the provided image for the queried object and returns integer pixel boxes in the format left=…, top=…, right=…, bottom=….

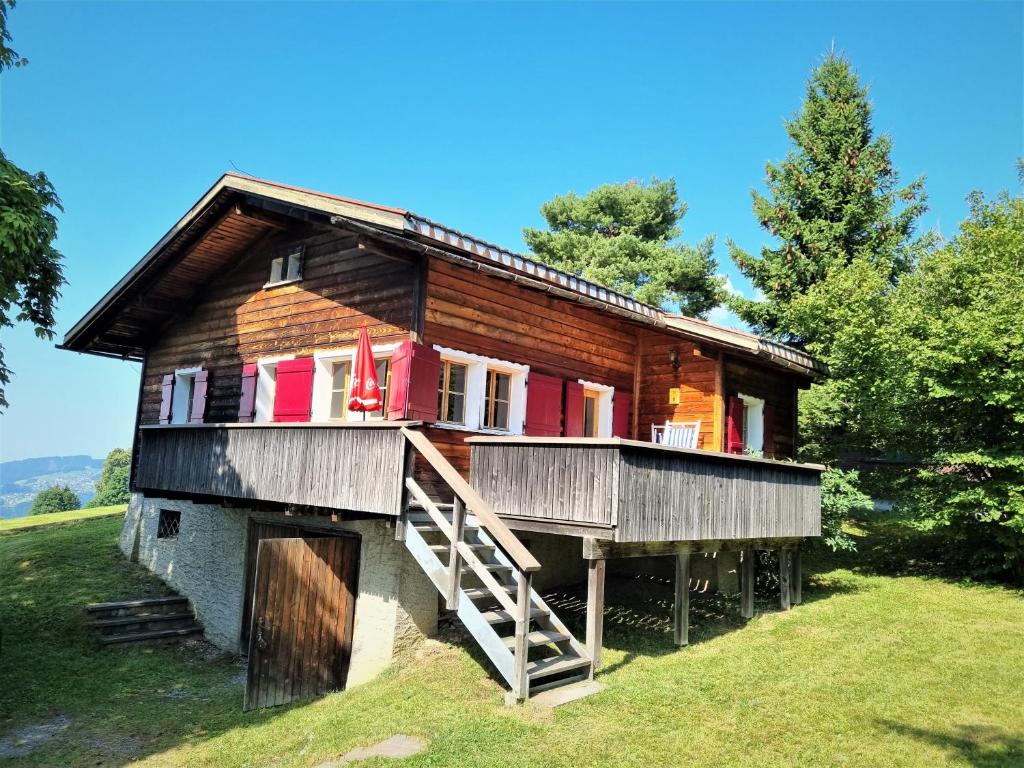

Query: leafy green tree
left=0, top=0, right=65, bottom=409
left=819, top=467, right=871, bottom=552
left=29, top=485, right=80, bottom=515
left=88, top=448, right=132, bottom=507
left=729, top=53, right=926, bottom=348
left=523, top=178, right=724, bottom=317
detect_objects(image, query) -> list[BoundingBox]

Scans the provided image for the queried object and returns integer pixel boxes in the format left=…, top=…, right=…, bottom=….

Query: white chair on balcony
left=651, top=420, right=701, bottom=449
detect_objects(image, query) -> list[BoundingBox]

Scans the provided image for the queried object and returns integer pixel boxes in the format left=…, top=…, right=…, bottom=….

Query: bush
left=820, top=467, right=872, bottom=552
left=29, top=485, right=80, bottom=515
left=87, top=448, right=131, bottom=507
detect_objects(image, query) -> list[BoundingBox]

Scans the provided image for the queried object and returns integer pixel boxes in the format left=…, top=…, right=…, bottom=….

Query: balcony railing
left=135, top=422, right=413, bottom=515
left=468, top=437, right=823, bottom=543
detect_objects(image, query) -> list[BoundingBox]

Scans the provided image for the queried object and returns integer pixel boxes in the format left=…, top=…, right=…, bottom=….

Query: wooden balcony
left=135, top=422, right=413, bottom=516
left=467, top=437, right=824, bottom=543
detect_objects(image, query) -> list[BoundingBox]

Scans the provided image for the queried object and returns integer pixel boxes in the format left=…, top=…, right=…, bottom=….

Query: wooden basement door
left=244, top=536, right=359, bottom=710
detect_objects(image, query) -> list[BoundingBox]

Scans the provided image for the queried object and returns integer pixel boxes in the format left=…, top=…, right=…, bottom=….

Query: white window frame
left=738, top=393, right=765, bottom=453
left=254, top=354, right=295, bottom=423
left=577, top=379, right=615, bottom=438
left=311, top=343, right=399, bottom=423
left=171, top=367, right=202, bottom=425
left=433, top=345, right=529, bottom=435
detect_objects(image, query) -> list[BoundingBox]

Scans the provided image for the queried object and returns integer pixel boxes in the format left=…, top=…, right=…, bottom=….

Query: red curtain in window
left=726, top=395, right=745, bottom=454
left=273, top=358, right=315, bottom=422
left=524, top=372, right=563, bottom=436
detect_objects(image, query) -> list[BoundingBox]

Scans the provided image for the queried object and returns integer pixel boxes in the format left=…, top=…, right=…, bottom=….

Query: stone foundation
left=120, top=492, right=437, bottom=687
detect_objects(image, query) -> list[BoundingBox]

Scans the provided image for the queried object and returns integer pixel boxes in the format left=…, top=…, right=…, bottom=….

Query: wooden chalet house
left=62, top=174, right=825, bottom=708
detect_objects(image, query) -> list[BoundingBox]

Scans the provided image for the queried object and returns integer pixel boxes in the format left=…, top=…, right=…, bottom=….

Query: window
left=157, top=509, right=181, bottom=539
left=254, top=355, right=295, bottom=422
left=311, top=345, right=395, bottom=422
left=267, top=247, right=304, bottom=286
left=438, top=361, right=468, bottom=425
left=171, top=367, right=201, bottom=424
left=583, top=389, right=600, bottom=437
left=483, top=370, right=511, bottom=431
left=738, top=394, right=765, bottom=453
left=329, top=361, right=350, bottom=420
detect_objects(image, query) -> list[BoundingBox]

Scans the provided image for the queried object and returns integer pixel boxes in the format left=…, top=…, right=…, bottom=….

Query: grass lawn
left=1, top=515, right=1022, bottom=767
left=0, top=504, right=127, bottom=532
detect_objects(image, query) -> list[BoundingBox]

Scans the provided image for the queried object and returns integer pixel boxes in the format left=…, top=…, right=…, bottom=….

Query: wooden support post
left=791, top=543, right=802, bottom=605
left=674, top=553, right=690, bottom=646
left=740, top=547, right=755, bottom=619
left=779, top=547, right=792, bottom=611
left=394, top=445, right=416, bottom=542
left=586, top=557, right=606, bottom=674
left=512, top=571, right=532, bottom=702
left=446, top=497, right=465, bottom=609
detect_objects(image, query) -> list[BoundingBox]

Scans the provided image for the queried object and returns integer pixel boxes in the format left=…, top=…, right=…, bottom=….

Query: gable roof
left=61, top=173, right=824, bottom=378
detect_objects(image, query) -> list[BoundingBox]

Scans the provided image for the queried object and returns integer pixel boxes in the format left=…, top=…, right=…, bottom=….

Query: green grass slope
left=0, top=515, right=1021, bottom=767
left=0, top=504, right=127, bottom=532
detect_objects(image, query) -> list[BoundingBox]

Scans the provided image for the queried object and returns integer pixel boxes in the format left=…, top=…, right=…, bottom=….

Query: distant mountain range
left=1, top=455, right=105, bottom=519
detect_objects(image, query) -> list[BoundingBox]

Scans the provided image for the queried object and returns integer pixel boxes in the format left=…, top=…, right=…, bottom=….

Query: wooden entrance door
left=244, top=536, right=359, bottom=710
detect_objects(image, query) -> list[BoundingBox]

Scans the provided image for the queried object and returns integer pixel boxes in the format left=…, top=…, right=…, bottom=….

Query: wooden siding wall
left=723, top=357, right=797, bottom=458
left=421, top=260, right=639, bottom=481
left=135, top=424, right=407, bottom=515
left=636, top=330, right=719, bottom=450
left=140, top=223, right=417, bottom=426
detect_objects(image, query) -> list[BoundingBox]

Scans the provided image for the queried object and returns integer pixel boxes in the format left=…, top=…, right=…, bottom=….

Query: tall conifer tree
left=729, top=53, right=926, bottom=346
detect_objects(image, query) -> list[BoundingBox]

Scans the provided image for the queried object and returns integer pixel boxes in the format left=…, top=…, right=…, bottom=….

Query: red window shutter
left=158, top=374, right=174, bottom=424
left=189, top=370, right=209, bottom=424
left=564, top=381, right=584, bottom=437
left=273, top=357, right=314, bottom=422
left=763, top=403, right=776, bottom=457
left=524, top=373, right=563, bottom=436
left=726, top=395, right=744, bottom=454
left=387, top=341, right=441, bottom=421
left=238, top=364, right=258, bottom=422
left=612, top=390, right=633, bottom=439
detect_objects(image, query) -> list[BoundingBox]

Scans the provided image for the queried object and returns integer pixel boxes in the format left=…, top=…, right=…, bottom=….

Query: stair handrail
left=400, top=427, right=541, bottom=573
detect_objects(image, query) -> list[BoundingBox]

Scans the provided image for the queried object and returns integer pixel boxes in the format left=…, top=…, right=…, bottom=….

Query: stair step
left=480, top=606, right=548, bottom=625
left=501, top=630, right=570, bottom=649
left=86, top=596, right=187, bottom=613
left=93, top=612, right=195, bottom=629
left=100, top=626, right=203, bottom=645
left=527, top=654, right=592, bottom=681
left=461, top=563, right=511, bottom=575
left=463, top=585, right=516, bottom=601
left=429, top=543, right=495, bottom=556
left=408, top=501, right=454, bottom=511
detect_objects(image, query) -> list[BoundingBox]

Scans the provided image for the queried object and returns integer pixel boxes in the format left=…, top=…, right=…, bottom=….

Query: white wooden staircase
left=397, top=428, right=594, bottom=703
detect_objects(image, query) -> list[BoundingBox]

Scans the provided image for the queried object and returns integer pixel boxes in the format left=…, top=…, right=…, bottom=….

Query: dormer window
left=266, top=246, right=304, bottom=287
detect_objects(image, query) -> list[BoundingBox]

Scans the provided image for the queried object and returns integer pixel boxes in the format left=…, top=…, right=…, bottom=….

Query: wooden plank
left=674, top=553, right=690, bottom=646
left=585, top=557, right=606, bottom=673
left=791, top=543, right=802, bottom=605
left=512, top=573, right=532, bottom=701
left=779, top=547, right=792, bottom=611
left=447, top=498, right=465, bottom=609
left=740, top=547, right=755, bottom=619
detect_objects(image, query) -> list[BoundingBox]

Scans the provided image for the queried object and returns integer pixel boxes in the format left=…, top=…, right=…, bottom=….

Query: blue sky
left=1, top=1, right=1020, bottom=463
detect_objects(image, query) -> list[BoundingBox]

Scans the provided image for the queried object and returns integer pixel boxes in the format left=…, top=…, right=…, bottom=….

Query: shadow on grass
left=878, top=720, right=1024, bottom=768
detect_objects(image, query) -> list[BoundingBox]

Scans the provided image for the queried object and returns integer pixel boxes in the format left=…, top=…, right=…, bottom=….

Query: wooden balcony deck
left=135, top=422, right=413, bottom=516
left=467, top=437, right=824, bottom=543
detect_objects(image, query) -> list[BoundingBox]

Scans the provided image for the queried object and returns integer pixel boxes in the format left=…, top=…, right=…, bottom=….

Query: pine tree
left=729, top=53, right=926, bottom=345
left=523, top=179, right=724, bottom=317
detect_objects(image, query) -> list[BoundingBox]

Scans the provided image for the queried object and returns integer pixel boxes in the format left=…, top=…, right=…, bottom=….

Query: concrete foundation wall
left=120, top=493, right=438, bottom=688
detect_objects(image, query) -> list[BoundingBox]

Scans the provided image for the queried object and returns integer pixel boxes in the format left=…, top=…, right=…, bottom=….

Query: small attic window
left=266, top=246, right=304, bottom=287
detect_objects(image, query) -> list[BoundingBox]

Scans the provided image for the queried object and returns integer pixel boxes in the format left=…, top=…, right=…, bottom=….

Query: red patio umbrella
left=348, top=325, right=382, bottom=415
